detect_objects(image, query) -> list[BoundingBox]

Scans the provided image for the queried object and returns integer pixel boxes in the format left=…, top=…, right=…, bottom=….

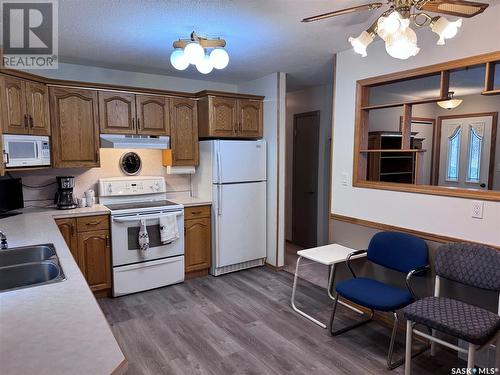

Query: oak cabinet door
left=26, top=81, right=50, bottom=135
left=170, top=98, right=199, bottom=166
left=50, top=87, right=100, bottom=168
left=55, top=218, right=78, bottom=261
left=98, top=91, right=136, bottom=134
left=1, top=76, right=27, bottom=134
left=237, top=99, right=263, bottom=138
left=77, top=230, right=111, bottom=292
left=136, top=95, right=170, bottom=135
left=184, top=217, right=211, bottom=272
left=210, top=97, right=237, bottom=137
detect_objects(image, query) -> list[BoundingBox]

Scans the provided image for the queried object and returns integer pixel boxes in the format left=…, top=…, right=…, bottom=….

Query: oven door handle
left=112, top=212, right=183, bottom=223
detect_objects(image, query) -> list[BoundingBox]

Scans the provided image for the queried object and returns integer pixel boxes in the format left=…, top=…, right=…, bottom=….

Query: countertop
left=170, top=196, right=212, bottom=207
left=0, top=205, right=126, bottom=375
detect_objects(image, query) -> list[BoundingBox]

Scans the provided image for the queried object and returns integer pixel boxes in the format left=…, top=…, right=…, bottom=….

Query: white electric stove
left=98, top=176, right=184, bottom=297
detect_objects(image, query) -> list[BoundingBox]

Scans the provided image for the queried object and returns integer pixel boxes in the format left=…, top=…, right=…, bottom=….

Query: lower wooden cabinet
left=184, top=206, right=211, bottom=278
left=56, top=214, right=112, bottom=295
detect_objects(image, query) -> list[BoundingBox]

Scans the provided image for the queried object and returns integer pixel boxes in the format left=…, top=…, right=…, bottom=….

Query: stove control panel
left=98, top=177, right=167, bottom=196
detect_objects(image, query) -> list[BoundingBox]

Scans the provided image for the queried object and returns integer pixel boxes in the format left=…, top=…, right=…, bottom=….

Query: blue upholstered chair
left=328, top=231, right=429, bottom=369
left=404, top=243, right=500, bottom=375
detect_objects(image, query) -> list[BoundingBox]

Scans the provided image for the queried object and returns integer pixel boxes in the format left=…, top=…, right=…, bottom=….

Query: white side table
left=291, top=243, right=366, bottom=328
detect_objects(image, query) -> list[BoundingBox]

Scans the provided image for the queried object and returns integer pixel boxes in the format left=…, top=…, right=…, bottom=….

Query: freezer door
left=213, top=181, right=266, bottom=267
left=214, top=140, right=266, bottom=184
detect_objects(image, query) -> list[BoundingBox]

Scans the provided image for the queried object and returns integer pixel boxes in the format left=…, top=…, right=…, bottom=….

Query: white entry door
left=438, top=116, right=494, bottom=189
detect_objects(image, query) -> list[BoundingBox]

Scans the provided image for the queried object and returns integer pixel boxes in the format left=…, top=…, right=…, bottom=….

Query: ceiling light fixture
left=302, top=0, right=488, bottom=60
left=170, top=32, right=229, bottom=74
left=437, top=92, right=463, bottom=109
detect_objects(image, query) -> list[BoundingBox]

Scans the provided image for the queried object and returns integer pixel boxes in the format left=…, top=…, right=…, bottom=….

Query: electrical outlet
left=471, top=201, right=484, bottom=219
left=341, top=173, right=349, bottom=186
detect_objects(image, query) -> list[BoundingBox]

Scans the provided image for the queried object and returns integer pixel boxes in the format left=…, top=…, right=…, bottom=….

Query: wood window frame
left=353, top=51, right=500, bottom=201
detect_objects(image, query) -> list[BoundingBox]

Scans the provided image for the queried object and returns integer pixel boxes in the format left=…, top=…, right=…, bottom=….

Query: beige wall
left=285, top=84, right=333, bottom=246
left=331, top=4, right=500, bottom=247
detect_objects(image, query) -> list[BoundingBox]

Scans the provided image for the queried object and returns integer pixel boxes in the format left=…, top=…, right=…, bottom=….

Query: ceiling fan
left=302, top=0, right=489, bottom=59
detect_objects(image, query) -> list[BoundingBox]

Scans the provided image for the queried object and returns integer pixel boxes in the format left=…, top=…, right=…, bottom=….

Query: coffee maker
left=54, top=176, right=77, bottom=210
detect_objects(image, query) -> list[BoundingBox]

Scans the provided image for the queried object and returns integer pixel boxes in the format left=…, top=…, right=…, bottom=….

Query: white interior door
left=214, top=140, right=266, bottom=183
left=213, top=181, right=266, bottom=267
left=438, top=116, right=493, bottom=189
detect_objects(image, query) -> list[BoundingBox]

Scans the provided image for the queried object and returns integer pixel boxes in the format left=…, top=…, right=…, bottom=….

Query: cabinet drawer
left=184, top=205, right=211, bottom=220
left=76, top=215, right=109, bottom=232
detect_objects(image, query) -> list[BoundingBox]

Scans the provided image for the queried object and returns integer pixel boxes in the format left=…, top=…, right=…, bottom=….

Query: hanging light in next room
left=437, top=92, right=463, bottom=109
left=170, top=32, right=229, bottom=74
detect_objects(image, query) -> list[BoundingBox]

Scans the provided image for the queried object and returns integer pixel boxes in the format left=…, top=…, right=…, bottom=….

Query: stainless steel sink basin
left=0, top=261, right=64, bottom=292
left=0, top=243, right=65, bottom=292
left=0, top=244, right=56, bottom=267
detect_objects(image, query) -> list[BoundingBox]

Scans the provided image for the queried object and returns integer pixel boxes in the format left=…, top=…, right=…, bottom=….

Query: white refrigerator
left=192, top=140, right=267, bottom=276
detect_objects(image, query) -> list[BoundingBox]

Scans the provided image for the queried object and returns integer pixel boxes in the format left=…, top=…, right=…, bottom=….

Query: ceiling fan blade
left=301, top=2, right=384, bottom=23
left=418, top=0, right=489, bottom=18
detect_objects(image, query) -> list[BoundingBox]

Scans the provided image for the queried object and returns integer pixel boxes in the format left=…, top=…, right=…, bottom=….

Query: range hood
left=100, top=134, right=169, bottom=149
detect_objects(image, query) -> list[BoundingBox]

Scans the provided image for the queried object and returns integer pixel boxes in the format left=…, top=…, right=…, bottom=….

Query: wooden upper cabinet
left=197, top=93, right=263, bottom=139
left=1, top=76, right=27, bottom=134
left=99, top=91, right=136, bottom=134
left=25, top=81, right=50, bottom=135
left=50, top=87, right=100, bottom=168
left=0, top=75, right=50, bottom=135
left=170, top=98, right=198, bottom=166
left=238, top=99, right=263, bottom=138
left=136, top=95, right=170, bottom=135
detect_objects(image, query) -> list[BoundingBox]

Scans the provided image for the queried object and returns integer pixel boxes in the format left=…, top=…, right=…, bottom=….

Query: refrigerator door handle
left=217, top=143, right=222, bottom=183
left=217, top=184, right=222, bottom=216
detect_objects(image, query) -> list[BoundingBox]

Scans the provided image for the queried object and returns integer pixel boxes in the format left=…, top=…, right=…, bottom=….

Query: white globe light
left=196, top=54, right=214, bottom=74
left=209, top=48, right=229, bottom=69
left=184, top=42, right=204, bottom=65
left=385, top=27, right=420, bottom=60
left=348, top=31, right=374, bottom=57
left=431, top=17, right=463, bottom=45
left=378, top=12, right=402, bottom=35
left=170, top=48, right=189, bottom=70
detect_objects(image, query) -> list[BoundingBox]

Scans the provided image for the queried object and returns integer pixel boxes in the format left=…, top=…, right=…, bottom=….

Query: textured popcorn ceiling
left=55, top=0, right=499, bottom=90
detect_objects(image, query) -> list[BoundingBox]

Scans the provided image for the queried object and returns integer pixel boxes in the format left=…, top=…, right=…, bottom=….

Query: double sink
left=0, top=244, right=65, bottom=292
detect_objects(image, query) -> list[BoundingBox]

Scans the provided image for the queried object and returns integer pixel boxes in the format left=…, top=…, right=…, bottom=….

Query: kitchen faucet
left=0, top=231, right=8, bottom=249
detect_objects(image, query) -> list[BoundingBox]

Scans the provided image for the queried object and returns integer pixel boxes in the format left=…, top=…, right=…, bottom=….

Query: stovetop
left=104, top=199, right=182, bottom=213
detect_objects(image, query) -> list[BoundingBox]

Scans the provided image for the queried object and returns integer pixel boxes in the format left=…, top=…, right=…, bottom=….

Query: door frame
left=433, top=112, right=498, bottom=190
left=292, top=110, right=320, bottom=247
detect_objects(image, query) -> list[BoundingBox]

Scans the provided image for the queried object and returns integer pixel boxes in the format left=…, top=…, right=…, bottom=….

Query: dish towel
left=138, top=219, right=149, bottom=258
left=159, top=214, right=179, bottom=244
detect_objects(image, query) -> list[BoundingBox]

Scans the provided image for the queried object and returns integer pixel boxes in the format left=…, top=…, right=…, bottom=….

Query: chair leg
left=467, top=343, right=476, bottom=369
left=328, top=292, right=374, bottom=336
left=405, top=320, right=413, bottom=375
left=495, top=334, right=500, bottom=369
left=430, top=329, right=436, bottom=356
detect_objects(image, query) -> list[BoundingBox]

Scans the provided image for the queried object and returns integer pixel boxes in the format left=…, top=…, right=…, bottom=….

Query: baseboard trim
left=265, top=263, right=284, bottom=272
left=330, top=213, right=499, bottom=250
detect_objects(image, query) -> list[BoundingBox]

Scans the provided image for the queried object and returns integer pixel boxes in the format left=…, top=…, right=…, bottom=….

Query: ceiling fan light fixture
left=348, top=30, right=375, bottom=57
left=384, top=27, right=420, bottom=60
left=431, top=16, right=463, bottom=45
left=196, top=54, right=214, bottom=74
left=377, top=11, right=403, bottom=36
left=170, top=48, right=189, bottom=71
left=437, top=92, right=463, bottom=109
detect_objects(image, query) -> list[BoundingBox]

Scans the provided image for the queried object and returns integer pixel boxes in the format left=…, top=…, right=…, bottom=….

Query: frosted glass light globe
left=348, top=31, right=374, bottom=57
left=431, top=17, right=463, bottom=45
left=209, top=48, right=229, bottom=69
left=196, top=54, right=214, bottom=74
left=170, top=48, right=189, bottom=70
left=184, top=42, right=204, bottom=65
left=378, top=12, right=402, bottom=35
left=385, top=27, right=420, bottom=60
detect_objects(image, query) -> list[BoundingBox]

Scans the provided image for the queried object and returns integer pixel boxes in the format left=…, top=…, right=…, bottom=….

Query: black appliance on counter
left=0, top=178, right=24, bottom=218
left=54, top=176, right=77, bottom=210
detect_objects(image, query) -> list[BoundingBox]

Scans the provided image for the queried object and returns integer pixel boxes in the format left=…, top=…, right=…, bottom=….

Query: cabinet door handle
left=29, top=115, right=34, bottom=129
left=132, top=118, right=136, bottom=130
left=86, top=221, right=101, bottom=226
left=106, top=235, right=110, bottom=247
left=190, top=210, right=202, bottom=215
left=96, top=150, right=100, bottom=162
left=24, top=114, right=28, bottom=129
left=137, top=118, right=141, bottom=130
left=71, top=223, right=76, bottom=236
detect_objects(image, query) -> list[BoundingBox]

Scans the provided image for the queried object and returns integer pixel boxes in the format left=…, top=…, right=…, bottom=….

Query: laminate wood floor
left=99, top=267, right=464, bottom=375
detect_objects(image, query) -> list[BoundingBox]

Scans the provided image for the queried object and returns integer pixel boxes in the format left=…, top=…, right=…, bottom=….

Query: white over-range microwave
left=2, top=134, right=51, bottom=168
